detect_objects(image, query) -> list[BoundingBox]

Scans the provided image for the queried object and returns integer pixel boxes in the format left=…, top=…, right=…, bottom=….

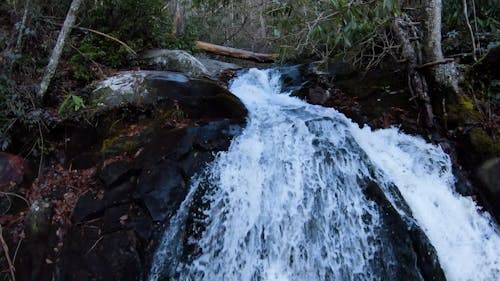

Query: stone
left=197, top=57, right=242, bottom=76
left=478, top=158, right=500, bottom=195
left=59, top=230, right=142, bottom=281
left=137, top=160, right=187, bottom=222
left=90, top=71, right=248, bottom=122
left=308, top=86, right=331, bottom=104
left=72, top=194, right=105, bottom=223
left=0, top=152, right=26, bottom=189
left=139, top=49, right=210, bottom=77
left=26, top=199, right=53, bottom=241
left=104, top=180, right=137, bottom=207
left=103, top=204, right=130, bottom=233
left=99, top=160, right=134, bottom=187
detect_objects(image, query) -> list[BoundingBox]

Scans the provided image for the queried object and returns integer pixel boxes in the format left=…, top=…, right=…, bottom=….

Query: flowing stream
left=149, top=68, right=500, bottom=281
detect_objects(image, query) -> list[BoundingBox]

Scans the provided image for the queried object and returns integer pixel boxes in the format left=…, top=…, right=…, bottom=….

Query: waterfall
left=149, top=68, right=500, bottom=281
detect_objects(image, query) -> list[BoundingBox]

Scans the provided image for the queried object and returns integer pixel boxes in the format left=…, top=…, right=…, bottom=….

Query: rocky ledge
left=14, top=71, right=247, bottom=281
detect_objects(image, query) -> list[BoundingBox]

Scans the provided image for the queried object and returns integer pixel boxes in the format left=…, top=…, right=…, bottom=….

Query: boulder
left=478, top=158, right=500, bottom=194
left=197, top=57, right=242, bottom=76
left=139, top=49, right=210, bottom=77
left=72, top=194, right=105, bottom=223
left=137, top=160, right=187, bottom=222
left=90, top=71, right=248, bottom=122
left=477, top=158, right=500, bottom=221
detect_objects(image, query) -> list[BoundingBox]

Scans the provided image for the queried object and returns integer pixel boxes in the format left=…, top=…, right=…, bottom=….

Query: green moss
left=446, top=94, right=481, bottom=126
left=100, top=134, right=141, bottom=158
left=458, top=95, right=474, bottom=111
left=469, top=128, right=500, bottom=158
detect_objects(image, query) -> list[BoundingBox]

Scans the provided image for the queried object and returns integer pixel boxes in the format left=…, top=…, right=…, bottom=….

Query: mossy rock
left=446, top=94, right=481, bottom=126
left=26, top=199, right=53, bottom=240
left=468, top=128, right=500, bottom=160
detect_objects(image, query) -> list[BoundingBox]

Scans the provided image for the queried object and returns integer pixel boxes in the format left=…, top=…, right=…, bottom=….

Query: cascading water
left=149, top=68, right=500, bottom=281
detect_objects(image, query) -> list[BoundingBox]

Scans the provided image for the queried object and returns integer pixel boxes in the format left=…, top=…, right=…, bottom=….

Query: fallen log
left=195, top=41, right=277, bottom=63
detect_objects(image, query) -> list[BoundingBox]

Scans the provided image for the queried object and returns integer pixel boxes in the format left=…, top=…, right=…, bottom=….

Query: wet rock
left=307, top=60, right=356, bottom=80
left=197, top=57, right=242, bottom=76
left=43, top=67, right=248, bottom=281
left=139, top=49, right=210, bottom=77
left=72, top=194, right=105, bottom=223
left=26, top=199, right=53, bottom=241
left=0, top=152, right=26, bottom=189
left=477, top=158, right=500, bottom=221
left=138, top=160, right=187, bottom=222
left=363, top=179, right=446, bottom=281
left=308, top=85, right=331, bottom=104
left=478, top=158, right=500, bottom=194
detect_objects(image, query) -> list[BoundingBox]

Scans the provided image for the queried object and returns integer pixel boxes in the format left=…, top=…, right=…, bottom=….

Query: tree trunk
left=393, top=16, right=435, bottom=128
left=422, top=0, right=460, bottom=94
left=37, top=0, right=83, bottom=100
left=195, top=41, right=277, bottom=62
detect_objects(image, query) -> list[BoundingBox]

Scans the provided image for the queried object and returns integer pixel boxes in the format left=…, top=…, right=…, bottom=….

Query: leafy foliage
left=443, top=0, right=500, bottom=54
left=57, top=93, right=85, bottom=116
left=268, top=0, right=400, bottom=61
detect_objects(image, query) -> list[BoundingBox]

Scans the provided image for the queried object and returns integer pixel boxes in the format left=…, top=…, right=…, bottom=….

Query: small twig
left=68, top=43, right=105, bottom=78
left=73, top=26, right=137, bottom=55
left=12, top=238, right=22, bottom=265
left=41, top=19, right=136, bottom=55
left=85, top=236, right=104, bottom=256
left=0, top=192, right=29, bottom=207
left=463, top=0, right=477, bottom=61
left=0, top=225, right=16, bottom=281
left=416, top=58, right=455, bottom=69
left=37, top=122, right=44, bottom=179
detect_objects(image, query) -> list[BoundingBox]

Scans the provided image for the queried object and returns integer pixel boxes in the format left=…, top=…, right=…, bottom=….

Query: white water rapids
left=149, top=68, right=500, bottom=281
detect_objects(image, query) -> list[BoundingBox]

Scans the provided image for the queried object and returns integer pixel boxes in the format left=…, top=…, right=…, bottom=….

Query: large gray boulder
left=90, top=70, right=247, bottom=121
left=139, top=49, right=210, bottom=77
left=138, top=49, right=242, bottom=77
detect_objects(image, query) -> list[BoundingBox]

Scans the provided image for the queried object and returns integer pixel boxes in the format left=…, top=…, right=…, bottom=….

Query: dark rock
left=26, top=199, right=53, bottom=241
left=474, top=43, right=500, bottom=79
left=103, top=204, right=131, bottom=233
left=134, top=127, right=193, bottom=165
left=59, top=229, right=142, bottom=281
left=72, top=194, right=105, bottom=223
left=307, top=60, right=356, bottom=80
left=99, top=160, right=134, bottom=187
left=90, top=70, right=248, bottom=123
left=478, top=158, right=500, bottom=194
left=179, top=151, right=215, bottom=178
left=363, top=179, right=446, bottom=281
left=0, top=152, right=26, bottom=189
left=477, top=158, right=500, bottom=221
left=308, top=85, right=331, bottom=104
left=191, top=120, right=242, bottom=151
left=129, top=215, right=153, bottom=243
left=104, top=180, right=138, bottom=207
left=138, top=160, right=188, bottom=222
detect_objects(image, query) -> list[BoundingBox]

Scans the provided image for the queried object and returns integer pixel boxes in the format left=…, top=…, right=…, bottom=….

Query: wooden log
left=195, top=41, right=277, bottom=63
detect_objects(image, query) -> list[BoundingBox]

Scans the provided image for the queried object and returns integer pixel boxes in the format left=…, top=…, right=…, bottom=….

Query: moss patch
left=469, top=127, right=500, bottom=159
left=447, top=94, right=481, bottom=126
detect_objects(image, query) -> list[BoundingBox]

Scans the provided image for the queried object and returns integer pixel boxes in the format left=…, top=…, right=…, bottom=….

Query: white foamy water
left=150, top=68, right=500, bottom=281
